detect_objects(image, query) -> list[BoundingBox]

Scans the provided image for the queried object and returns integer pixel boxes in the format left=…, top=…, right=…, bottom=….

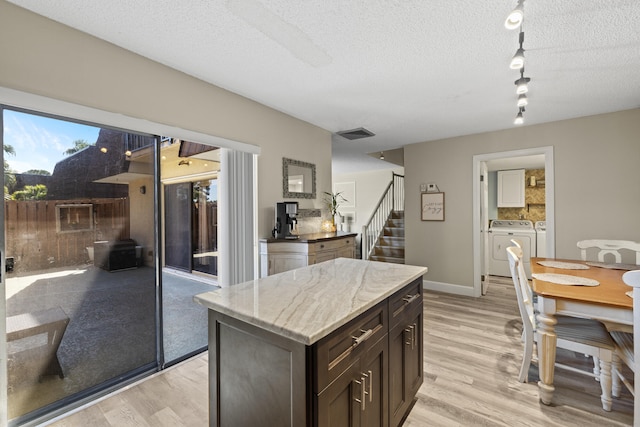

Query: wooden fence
left=5, top=198, right=130, bottom=274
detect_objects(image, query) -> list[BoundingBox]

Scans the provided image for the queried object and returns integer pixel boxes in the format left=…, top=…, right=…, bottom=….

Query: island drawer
left=389, top=278, right=423, bottom=329
left=313, top=300, right=388, bottom=394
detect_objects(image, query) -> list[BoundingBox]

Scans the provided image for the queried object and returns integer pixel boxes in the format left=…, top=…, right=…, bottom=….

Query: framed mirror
left=283, top=157, right=316, bottom=199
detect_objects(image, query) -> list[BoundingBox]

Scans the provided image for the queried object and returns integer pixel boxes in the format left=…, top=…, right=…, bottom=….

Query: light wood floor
left=45, top=277, right=633, bottom=426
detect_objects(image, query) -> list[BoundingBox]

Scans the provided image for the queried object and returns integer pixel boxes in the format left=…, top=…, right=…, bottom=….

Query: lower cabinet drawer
left=312, top=237, right=351, bottom=253
left=389, top=278, right=423, bottom=329
left=313, top=300, right=387, bottom=394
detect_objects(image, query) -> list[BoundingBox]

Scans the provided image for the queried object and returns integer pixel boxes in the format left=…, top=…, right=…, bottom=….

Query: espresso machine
left=273, top=202, right=299, bottom=239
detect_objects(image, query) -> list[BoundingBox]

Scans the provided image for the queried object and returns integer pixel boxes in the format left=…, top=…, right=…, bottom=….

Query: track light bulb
left=505, top=0, right=525, bottom=30
left=517, top=94, right=528, bottom=107
left=510, top=48, right=525, bottom=69
left=514, top=76, right=530, bottom=94
left=514, top=110, right=524, bottom=125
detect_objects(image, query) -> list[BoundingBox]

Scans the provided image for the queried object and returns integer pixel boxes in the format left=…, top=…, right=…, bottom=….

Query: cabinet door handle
left=361, top=372, right=370, bottom=408
left=352, top=328, right=373, bottom=347
left=411, top=323, right=416, bottom=349
left=353, top=377, right=366, bottom=411
left=402, top=293, right=420, bottom=305
left=367, top=370, right=373, bottom=402
left=404, top=326, right=412, bottom=346
left=413, top=322, right=418, bottom=350
left=405, top=324, right=416, bottom=349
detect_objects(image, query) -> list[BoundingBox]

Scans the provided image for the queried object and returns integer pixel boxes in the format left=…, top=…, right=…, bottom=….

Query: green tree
left=4, top=144, right=15, bottom=156
left=24, top=169, right=51, bottom=175
left=4, top=143, right=16, bottom=196
left=64, top=139, right=91, bottom=155
left=11, top=184, right=47, bottom=201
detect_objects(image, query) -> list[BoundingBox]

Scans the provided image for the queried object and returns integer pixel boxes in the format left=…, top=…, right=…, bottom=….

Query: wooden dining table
left=530, top=257, right=633, bottom=406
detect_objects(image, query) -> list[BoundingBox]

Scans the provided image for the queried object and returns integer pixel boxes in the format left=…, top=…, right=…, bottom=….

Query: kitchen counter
left=195, top=258, right=428, bottom=426
left=259, top=233, right=357, bottom=277
left=194, top=258, right=427, bottom=345
left=259, top=230, right=357, bottom=244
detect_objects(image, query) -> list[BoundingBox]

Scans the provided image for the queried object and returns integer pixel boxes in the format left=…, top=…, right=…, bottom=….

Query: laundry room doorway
left=472, top=146, right=555, bottom=297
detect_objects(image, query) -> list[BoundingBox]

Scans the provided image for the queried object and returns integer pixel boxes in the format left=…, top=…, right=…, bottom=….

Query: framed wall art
left=421, top=192, right=445, bottom=221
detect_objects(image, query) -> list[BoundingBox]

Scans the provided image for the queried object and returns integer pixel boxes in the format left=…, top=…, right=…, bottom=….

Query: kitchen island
left=195, top=258, right=427, bottom=427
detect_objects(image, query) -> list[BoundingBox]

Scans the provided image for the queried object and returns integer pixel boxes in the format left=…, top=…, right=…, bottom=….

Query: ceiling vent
left=336, top=127, right=375, bottom=140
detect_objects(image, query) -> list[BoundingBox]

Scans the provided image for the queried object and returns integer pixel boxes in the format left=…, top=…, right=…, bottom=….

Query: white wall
left=405, top=109, right=640, bottom=291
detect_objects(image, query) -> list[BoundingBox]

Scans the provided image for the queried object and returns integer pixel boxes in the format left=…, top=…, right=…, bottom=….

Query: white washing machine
left=535, top=221, right=546, bottom=257
left=488, top=220, right=536, bottom=279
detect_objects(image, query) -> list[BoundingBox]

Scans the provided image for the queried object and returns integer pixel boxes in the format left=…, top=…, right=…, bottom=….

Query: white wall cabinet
left=497, top=169, right=525, bottom=207
left=260, top=234, right=356, bottom=277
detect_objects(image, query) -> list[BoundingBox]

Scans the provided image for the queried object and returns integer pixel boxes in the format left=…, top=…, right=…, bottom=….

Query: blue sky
left=3, top=109, right=100, bottom=174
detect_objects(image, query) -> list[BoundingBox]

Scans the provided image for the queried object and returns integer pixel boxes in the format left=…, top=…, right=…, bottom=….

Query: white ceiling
left=8, top=0, right=640, bottom=173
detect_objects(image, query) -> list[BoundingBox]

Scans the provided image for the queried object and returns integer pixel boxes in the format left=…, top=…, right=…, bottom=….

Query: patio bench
left=6, top=306, right=69, bottom=386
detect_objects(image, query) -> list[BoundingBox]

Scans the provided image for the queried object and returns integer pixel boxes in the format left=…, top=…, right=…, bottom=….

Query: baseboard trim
left=423, top=280, right=476, bottom=297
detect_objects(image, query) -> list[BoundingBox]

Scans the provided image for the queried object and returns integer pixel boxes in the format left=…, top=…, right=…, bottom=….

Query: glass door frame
left=1, top=105, right=164, bottom=426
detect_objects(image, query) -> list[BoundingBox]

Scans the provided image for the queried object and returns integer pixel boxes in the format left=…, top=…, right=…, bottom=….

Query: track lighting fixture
left=506, top=1, right=533, bottom=126
left=505, top=0, right=524, bottom=30
left=509, top=31, right=525, bottom=70
left=514, top=107, right=525, bottom=125
left=517, top=94, right=528, bottom=107
left=514, top=68, right=531, bottom=94
left=379, top=152, right=385, bottom=160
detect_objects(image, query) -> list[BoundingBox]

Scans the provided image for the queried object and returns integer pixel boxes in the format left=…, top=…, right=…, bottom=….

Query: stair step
left=383, top=227, right=404, bottom=237
left=374, top=246, right=404, bottom=257
left=386, top=219, right=404, bottom=227
left=378, top=236, right=404, bottom=245
left=391, top=210, right=404, bottom=219
left=370, top=255, right=405, bottom=264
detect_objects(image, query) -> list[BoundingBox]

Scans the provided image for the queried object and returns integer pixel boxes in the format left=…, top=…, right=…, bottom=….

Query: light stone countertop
left=194, top=258, right=428, bottom=345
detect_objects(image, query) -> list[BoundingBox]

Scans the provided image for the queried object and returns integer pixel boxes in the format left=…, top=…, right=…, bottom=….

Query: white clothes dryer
left=535, top=221, right=546, bottom=257
left=488, top=220, right=536, bottom=279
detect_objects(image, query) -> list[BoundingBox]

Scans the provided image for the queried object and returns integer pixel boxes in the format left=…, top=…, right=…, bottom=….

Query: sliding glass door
left=192, top=180, right=218, bottom=276
left=1, top=106, right=223, bottom=424
left=2, top=107, right=159, bottom=423
left=164, top=180, right=218, bottom=275
left=160, top=142, right=219, bottom=364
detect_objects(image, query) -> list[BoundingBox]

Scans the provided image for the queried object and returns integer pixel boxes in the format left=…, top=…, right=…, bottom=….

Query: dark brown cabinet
left=388, top=280, right=424, bottom=427
left=206, top=277, right=423, bottom=427
left=316, top=335, right=388, bottom=427
left=389, top=310, right=423, bottom=426
left=360, top=335, right=389, bottom=427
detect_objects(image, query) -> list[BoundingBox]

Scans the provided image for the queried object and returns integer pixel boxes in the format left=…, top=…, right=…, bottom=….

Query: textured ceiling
left=7, top=0, right=640, bottom=173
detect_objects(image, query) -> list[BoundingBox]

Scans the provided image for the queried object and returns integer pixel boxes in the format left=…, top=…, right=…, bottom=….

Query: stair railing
left=362, top=173, right=404, bottom=260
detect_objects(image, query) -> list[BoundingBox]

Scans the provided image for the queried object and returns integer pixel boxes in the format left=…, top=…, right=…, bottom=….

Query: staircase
left=369, top=211, right=405, bottom=264
left=362, top=173, right=405, bottom=262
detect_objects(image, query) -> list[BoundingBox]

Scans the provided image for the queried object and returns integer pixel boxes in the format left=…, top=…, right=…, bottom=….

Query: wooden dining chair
left=610, top=269, right=640, bottom=419
left=577, top=239, right=640, bottom=265
left=506, top=246, right=616, bottom=411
